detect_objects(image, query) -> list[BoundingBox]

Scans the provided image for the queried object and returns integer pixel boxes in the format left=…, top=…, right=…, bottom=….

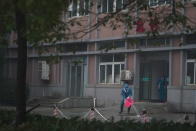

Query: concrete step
left=57, top=97, right=94, bottom=108
left=27, top=96, right=61, bottom=107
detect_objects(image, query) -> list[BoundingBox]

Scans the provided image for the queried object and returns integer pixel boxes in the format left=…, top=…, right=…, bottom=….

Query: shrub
left=0, top=110, right=196, bottom=131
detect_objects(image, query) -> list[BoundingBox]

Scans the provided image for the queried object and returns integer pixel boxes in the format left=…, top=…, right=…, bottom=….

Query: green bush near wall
left=0, top=110, right=196, bottom=131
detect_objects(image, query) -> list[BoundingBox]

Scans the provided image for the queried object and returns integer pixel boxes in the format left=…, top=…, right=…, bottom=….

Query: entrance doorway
left=69, top=64, right=84, bottom=97
left=139, top=53, right=169, bottom=102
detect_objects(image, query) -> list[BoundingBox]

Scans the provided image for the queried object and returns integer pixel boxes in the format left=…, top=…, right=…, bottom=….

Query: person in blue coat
left=119, top=81, right=133, bottom=114
left=157, top=76, right=168, bottom=102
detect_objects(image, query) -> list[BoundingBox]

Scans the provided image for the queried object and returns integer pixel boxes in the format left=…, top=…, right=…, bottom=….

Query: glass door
left=69, top=64, right=83, bottom=97
left=140, top=62, right=152, bottom=100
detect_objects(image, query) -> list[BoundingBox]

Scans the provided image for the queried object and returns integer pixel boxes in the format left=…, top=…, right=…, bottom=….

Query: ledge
left=168, top=86, right=196, bottom=90
left=86, top=84, right=121, bottom=88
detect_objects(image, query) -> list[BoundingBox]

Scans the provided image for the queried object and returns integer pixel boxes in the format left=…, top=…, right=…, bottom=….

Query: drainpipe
left=179, top=50, right=184, bottom=112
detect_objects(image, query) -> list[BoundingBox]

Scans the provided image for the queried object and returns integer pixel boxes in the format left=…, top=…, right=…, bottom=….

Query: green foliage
left=0, top=0, right=69, bottom=46
left=0, top=110, right=196, bottom=131
left=0, top=0, right=196, bottom=51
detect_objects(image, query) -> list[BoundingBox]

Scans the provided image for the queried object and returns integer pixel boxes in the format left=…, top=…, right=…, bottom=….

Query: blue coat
left=121, top=83, right=132, bottom=99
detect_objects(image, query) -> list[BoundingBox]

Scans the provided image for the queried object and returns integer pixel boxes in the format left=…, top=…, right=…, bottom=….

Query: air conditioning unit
left=40, top=61, right=50, bottom=80
left=121, top=70, right=134, bottom=81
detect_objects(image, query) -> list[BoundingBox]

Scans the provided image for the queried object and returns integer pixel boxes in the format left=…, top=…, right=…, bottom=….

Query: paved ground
left=1, top=102, right=196, bottom=124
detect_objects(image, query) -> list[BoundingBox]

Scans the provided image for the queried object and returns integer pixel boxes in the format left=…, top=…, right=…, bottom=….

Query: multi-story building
left=2, top=0, right=196, bottom=112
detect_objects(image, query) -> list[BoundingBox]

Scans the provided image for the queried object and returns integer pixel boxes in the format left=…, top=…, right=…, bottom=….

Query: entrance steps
left=56, top=97, right=94, bottom=108
left=27, top=96, right=94, bottom=108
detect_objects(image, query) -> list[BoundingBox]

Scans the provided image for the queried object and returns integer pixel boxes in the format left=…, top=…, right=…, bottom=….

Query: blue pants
left=159, top=87, right=166, bottom=102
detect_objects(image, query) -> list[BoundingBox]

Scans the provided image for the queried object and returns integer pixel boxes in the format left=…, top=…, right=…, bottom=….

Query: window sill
left=168, top=86, right=196, bottom=90
left=149, top=3, right=171, bottom=8
left=183, top=85, right=196, bottom=90
left=65, top=15, right=89, bottom=20
left=96, top=84, right=122, bottom=88
left=185, top=84, right=196, bottom=87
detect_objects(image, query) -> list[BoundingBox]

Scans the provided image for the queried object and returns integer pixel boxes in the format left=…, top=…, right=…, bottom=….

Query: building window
left=98, top=0, right=128, bottom=13
left=99, top=0, right=114, bottom=13
left=99, top=54, right=125, bottom=84
left=115, top=0, right=129, bottom=10
left=149, top=0, right=171, bottom=6
left=116, top=0, right=123, bottom=10
left=185, top=0, right=196, bottom=2
left=136, top=37, right=170, bottom=48
left=67, top=0, right=89, bottom=18
left=98, top=40, right=125, bottom=51
left=63, top=43, right=87, bottom=52
left=186, top=34, right=196, bottom=44
left=186, top=51, right=196, bottom=85
left=147, top=38, right=170, bottom=47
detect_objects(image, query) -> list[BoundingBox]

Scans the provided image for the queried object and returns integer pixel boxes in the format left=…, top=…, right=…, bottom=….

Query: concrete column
left=171, top=51, right=181, bottom=87
left=167, top=50, right=183, bottom=112
left=127, top=53, right=134, bottom=72
left=87, top=43, right=96, bottom=88
left=133, top=52, right=140, bottom=101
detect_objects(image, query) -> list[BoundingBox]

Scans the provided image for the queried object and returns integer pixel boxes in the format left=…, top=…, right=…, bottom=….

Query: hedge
left=0, top=110, right=196, bottom=131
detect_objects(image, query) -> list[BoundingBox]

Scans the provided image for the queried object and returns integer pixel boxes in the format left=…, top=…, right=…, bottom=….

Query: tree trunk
left=14, top=0, right=27, bottom=125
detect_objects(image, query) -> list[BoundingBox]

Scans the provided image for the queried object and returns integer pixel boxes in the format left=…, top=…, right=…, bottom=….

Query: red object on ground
left=124, top=97, right=134, bottom=107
